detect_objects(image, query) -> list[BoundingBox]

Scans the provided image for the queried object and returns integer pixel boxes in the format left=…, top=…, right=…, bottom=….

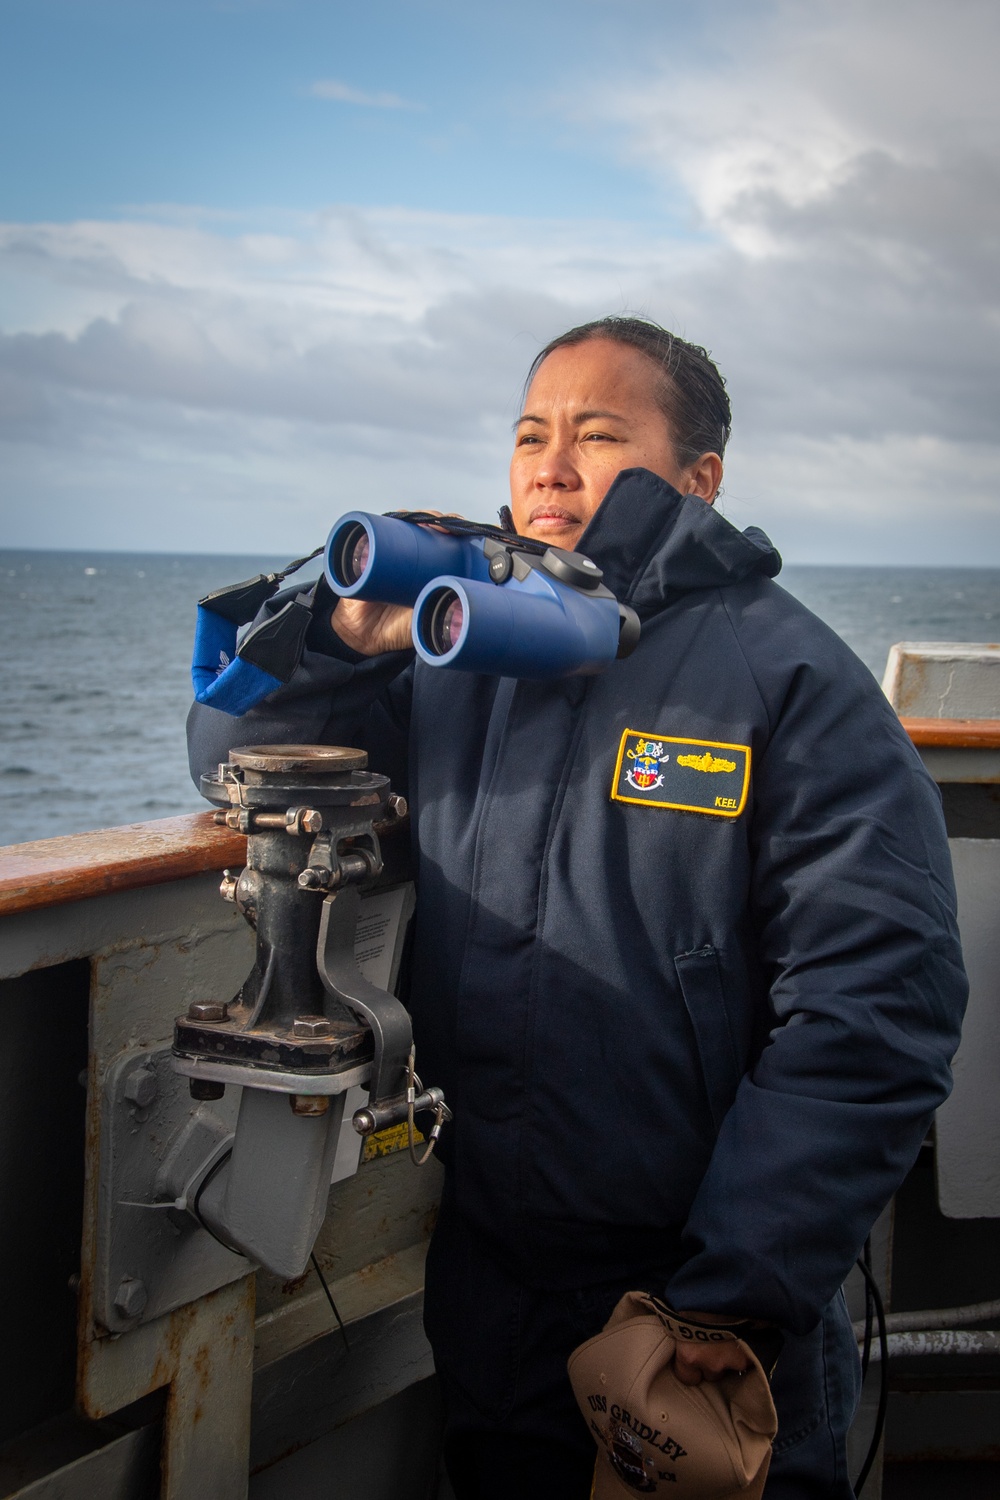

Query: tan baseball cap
left=568, top=1293, right=778, bottom=1499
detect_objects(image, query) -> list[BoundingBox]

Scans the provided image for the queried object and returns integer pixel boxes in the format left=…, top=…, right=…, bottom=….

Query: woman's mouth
left=527, top=504, right=579, bottom=531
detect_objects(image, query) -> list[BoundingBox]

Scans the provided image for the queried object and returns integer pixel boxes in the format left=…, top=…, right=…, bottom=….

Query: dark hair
left=524, top=316, right=731, bottom=467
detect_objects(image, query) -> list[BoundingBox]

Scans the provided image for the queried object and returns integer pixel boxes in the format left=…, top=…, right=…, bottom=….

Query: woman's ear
left=687, top=452, right=724, bottom=506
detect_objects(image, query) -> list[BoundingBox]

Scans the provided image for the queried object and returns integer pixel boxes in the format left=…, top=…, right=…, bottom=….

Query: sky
left=1, top=0, right=999, bottom=564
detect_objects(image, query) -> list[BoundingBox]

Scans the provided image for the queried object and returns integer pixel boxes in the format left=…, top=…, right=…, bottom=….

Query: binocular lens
left=332, top=523, right=371, bottom=586
left=350, top=532, right=370, bottom=581
left=426, top=590, right=465, bottom=656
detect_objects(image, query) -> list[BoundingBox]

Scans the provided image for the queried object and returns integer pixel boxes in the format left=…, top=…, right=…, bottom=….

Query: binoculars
left=325, top=511, right=640, bottom=679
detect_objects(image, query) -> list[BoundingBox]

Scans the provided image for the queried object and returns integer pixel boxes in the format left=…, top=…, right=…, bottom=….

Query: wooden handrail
left=0, top=813, right=246, bottom=918
left=1, top=716, right=998, bottom=917
left=899, top=718, right=1000, bottom=749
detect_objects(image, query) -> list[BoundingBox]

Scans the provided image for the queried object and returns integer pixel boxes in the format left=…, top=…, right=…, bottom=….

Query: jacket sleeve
left=186, top=586, right=416, bottom=798
left=664, top=618, right=968, bottom=1334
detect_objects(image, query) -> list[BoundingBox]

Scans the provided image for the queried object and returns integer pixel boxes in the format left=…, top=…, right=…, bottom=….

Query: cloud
left=2, top=0, right=999, bottom=563
left=309, top=79, right=419, bottom=109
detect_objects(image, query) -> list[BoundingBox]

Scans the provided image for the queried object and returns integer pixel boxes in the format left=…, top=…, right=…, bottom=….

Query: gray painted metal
left=71, top=878, right=259, bottom=1500
left=3, top=1425, right=160, bottom=1500
left=0, top=871, right=254, bottom=984
left=171, top=1054, right=370, bottom=1095
left=248, top=1378, right=445, bottom=1500
left=936, top=839, right=1000, bottom=1217
left=855, top=1295, right=1000, bottom=1338
left=885, top=1390, right=1000, bottom=1461
left=250, top=1289, right=434, bottom=1475
left=916, top=747, right=1000, bottom=783
left=317, top=888, right=414, bottom=1106
left=882, top=642, right=1000, bottom=719
left=96, top=1043, right=249, bottom=1333
left=1, top=869, right=440, bottom=1500
left=868, top=1330, right=1000, bottom=1361
left=199, top=1086, right=350, bottom=1278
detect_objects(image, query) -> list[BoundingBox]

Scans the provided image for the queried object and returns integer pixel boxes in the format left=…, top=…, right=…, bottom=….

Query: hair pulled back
left=525, top=316, right=731, bottom=469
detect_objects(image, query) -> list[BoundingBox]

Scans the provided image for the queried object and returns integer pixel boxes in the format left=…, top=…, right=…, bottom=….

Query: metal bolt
left=113, top=1276, right=148, bottom=1320
left=190, top=1078, right=226, bottom=1101
left=187, top=999, right=228, bottom=1023
left=123, top=1067, right=158, bottom=1109
left=297, top=868, right=327, bottom=890
left=219, top=869, right=240, bottom=901
left=292, top=1014, right=333, bottom=1038
left=286, top=806, right=323, bottom=835
left=388, top=792, right=408, bottom=819
left=290, top=1094, right=330, bottom=1116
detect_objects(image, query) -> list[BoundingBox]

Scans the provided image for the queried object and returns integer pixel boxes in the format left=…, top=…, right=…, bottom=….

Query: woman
left=189, top=317, right=966, bottom=1498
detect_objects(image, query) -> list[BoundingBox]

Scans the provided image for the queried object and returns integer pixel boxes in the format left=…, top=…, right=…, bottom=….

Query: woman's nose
left=534, top=439, right=578, bottom=489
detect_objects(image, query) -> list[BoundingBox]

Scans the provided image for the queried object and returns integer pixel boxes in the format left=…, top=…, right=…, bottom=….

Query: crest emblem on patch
left=625, top=737, right=669, bottom=792
left=611, top=729, right=751, bottom=817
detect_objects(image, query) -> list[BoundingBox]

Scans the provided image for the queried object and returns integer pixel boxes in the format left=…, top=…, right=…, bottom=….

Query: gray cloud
left=2, top=0, right=999, bottom=563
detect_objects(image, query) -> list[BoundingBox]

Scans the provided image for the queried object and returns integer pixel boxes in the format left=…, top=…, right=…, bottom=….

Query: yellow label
left=362, top=1121, right=423, bottom=1162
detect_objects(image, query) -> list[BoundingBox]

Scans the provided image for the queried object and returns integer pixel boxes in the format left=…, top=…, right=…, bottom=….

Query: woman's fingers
left=330, top=598, right=414, bottom=656
left=672, top=1341, right=751, bottom=1387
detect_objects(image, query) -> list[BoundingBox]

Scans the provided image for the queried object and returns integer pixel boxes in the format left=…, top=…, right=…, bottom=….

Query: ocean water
left=1, top=549, right=998, bottom=847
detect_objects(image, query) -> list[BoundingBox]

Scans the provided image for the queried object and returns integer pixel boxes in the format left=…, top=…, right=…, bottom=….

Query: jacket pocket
left=674, top=946, right=742, bottom=1131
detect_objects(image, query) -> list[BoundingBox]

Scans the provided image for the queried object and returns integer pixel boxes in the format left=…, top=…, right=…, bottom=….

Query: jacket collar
left=576, top=467, right=781, bottom=618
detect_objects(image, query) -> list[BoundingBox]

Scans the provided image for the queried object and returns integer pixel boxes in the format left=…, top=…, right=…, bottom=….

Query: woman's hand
left=672, top=1340, right=751, bottom=1386
left=331, top=597, right=415, bottom=656
left=329, top=510, right=459, bottom=658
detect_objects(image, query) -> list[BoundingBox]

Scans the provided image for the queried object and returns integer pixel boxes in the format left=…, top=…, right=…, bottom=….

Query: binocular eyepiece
left=325, top=511, right=639, bottom=680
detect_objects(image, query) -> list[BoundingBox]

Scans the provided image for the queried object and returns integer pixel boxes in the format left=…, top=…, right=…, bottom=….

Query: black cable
left=853, top=1255, right=889, bottom=1497
left=310, top=1250, right=351, bottom=1353
left=190, top=1148, right=250, bottom=1261
left=860, top=1236, right=874, bottom=1381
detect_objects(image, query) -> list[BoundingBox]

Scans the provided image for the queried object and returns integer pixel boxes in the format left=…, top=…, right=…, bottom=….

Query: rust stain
left=356, top=1252, right=397, bottom=1283
left=422, top=1202, right=440, bottom=1238
left=192, top=1343, right=214, bottom=1393
left=280, top=1271, right=311, bottom=1297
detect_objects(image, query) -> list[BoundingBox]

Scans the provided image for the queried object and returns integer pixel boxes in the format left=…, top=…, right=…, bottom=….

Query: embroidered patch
left=611, top=729, right=751, bottom=817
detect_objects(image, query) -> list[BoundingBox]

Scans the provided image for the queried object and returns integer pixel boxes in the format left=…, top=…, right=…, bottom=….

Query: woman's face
left=509, top=338, right=718, bottom=551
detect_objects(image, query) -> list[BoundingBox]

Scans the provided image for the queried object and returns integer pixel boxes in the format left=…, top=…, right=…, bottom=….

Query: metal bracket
left=96, top=1044, right=251, bottom=1334
left=316, top=889, right=413, bottom=1105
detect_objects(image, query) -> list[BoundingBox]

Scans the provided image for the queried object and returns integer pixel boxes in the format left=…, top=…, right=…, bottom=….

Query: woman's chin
left=524, top=518, right=583, bottom=549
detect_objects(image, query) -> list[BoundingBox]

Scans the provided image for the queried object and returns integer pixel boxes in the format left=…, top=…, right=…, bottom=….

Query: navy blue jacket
left=188, top=469, right=967, bottom=1334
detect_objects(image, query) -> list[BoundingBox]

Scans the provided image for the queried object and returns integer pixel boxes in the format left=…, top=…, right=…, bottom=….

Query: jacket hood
left=577, top=467, right=781, bottom=617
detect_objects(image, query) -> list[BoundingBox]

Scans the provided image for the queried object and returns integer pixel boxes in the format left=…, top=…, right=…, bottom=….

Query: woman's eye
left=517, top=433, right=542, bottom=446
left=582, top=431, right=613, bottom=442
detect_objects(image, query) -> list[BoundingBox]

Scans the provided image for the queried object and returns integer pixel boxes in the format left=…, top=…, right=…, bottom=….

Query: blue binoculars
left=325, top=511, right=640, bottom=679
